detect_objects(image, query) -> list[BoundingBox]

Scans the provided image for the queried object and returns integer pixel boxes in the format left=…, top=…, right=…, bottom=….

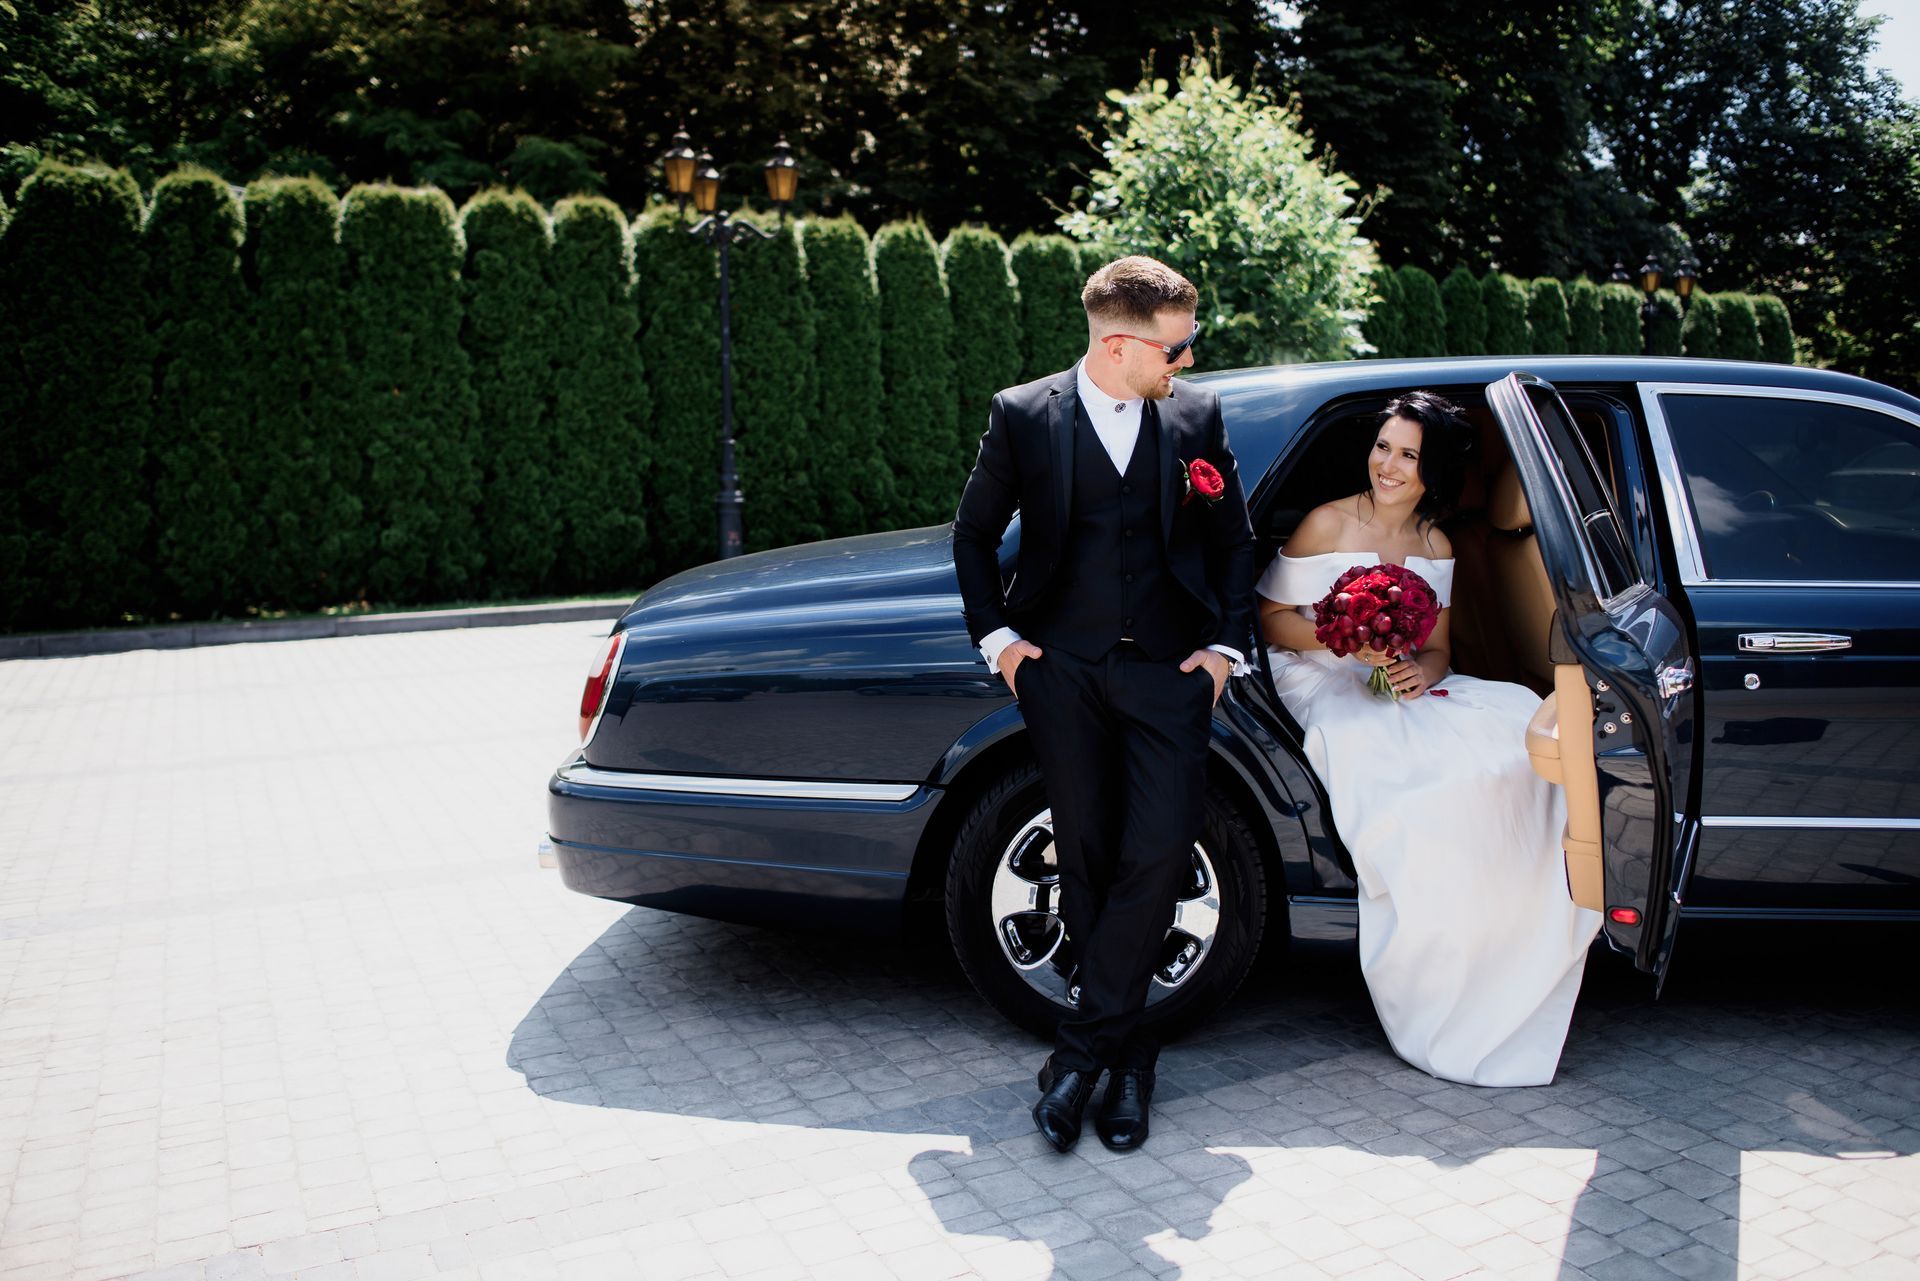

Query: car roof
left=1190, top=356, right=1920, bottom=483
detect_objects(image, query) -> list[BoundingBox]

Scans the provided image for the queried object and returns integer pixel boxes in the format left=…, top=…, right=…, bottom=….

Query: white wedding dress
left=1257, top=551, right=1602, bottom=1086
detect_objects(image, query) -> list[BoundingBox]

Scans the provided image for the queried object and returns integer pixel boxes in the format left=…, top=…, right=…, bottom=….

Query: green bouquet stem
left=1367, top=653, right=1402, bottom=700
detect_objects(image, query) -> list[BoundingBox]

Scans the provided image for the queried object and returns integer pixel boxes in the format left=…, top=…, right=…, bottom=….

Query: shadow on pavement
left=507, top=909, right=1919, bottom=1279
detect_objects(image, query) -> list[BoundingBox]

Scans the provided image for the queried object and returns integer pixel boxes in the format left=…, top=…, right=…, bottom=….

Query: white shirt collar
left=1074, top=359, right=1141, bottom=421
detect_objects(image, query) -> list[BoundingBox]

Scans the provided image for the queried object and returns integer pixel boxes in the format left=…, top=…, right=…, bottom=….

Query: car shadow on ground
left=507, top=909, right=1919, bottom=1280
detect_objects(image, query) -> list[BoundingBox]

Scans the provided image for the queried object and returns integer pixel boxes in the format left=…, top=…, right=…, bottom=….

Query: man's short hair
left=1081, top=256, right=1199, bottom=330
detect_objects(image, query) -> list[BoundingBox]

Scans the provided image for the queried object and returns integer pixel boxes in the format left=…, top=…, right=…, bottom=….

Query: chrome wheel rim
left=989, top=807, right=1222, bottom=1010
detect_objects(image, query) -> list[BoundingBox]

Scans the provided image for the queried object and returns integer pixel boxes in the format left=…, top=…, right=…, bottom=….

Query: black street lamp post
left=661, top=133, right=801, bottom=560
left=1675, top=261, right=1698, bottom=314
left=1638, top=255, right=1664, bottom=356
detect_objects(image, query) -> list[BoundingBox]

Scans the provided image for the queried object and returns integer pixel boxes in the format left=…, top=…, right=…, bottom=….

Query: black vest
left=1023, top=402, right=1206, bottom=662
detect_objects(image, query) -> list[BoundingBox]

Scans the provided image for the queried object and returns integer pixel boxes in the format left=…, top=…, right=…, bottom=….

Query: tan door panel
left=1524, top=666, right=1604, bottom=911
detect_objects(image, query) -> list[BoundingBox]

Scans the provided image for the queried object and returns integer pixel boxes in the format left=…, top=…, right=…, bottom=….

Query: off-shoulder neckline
left=1275, top=551, right=1455, bottom=567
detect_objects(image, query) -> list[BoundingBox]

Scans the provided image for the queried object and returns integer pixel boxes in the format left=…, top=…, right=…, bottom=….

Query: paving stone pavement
left=0, top=622, right=1915, bottom=1281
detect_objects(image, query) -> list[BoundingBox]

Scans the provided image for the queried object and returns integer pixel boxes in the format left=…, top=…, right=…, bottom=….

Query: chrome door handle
left=1657, top=661, right=1693, bottom=698
left=1738, top=632, right=1852, bottom=653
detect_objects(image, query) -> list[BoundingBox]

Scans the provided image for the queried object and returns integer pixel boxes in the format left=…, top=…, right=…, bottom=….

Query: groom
left=952, top=256, right=1255, bottom=1152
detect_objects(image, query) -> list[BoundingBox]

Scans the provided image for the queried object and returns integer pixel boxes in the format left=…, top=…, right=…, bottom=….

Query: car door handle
left=1737, top=632, right=1852, bottom=653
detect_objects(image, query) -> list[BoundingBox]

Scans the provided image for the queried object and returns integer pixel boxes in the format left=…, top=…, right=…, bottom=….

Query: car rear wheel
left=944, top=760, right=1268, bottom=1040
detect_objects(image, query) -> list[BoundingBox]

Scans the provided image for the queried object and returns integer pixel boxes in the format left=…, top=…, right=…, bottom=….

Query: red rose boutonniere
left=1182, top=458, right=1226, bottom=507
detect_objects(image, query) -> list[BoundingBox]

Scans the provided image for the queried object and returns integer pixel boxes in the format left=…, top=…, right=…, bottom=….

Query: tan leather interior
left=1482, top=460, right=1557, bottom=694
left=1524, top=666, right=1606, bottom=911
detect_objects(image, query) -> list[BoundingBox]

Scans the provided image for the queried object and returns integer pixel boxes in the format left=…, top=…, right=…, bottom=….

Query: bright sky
left=1862, top=0, right=1920, bottom=99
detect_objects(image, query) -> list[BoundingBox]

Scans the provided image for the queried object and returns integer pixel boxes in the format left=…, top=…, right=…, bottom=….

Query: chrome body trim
left=555, top=758, right=921, bottom=803
left=1737, top=632, right=1852, bottom=653
left=1700, top=816, right=1920, bottom=830
left=1637, top=381, right=1920, bottom=588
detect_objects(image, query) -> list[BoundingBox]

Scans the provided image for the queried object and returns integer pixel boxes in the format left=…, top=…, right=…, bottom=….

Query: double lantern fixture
left=659, top=129, right=802, bottom=560
left=1615, top=256, right=1700, bottom=354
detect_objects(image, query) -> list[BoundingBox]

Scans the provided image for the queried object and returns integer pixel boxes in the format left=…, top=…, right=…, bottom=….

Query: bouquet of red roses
left=1310, top=563, right=1443, bottom=699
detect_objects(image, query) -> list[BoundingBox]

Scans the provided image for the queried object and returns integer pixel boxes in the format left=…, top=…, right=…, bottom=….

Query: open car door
left=1486, top=373, right=1700, bottom=987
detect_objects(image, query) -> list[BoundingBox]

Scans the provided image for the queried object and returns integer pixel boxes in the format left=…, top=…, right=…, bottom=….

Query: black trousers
left=1016, top=641, right=1213, bottom=1073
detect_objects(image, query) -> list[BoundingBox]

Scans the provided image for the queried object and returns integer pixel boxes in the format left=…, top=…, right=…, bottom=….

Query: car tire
left=944, top=760, right=1268, bottom=1040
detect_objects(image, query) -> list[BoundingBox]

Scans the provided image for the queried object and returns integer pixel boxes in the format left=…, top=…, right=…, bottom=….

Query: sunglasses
left=1102, top=322, right=1200, bottom=364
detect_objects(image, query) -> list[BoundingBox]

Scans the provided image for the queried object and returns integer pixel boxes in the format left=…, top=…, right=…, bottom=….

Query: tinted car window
left=1525, top=384, right=1640, bottom=597
left=1660, top=393, right=1920, bottom=582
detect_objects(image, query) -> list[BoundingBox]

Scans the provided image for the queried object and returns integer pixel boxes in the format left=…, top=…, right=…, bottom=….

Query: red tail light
left=579, top=633, right=626, bottom=743
left=1608, top=906, right=1640, bottom=926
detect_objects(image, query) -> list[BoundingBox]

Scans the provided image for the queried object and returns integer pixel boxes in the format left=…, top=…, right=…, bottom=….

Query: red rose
left=1182, top=458, right=1226, bottom=506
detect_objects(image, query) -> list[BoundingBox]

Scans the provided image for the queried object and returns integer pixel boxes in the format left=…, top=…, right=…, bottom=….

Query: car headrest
left=1489, top=460, right=1532, bottom=532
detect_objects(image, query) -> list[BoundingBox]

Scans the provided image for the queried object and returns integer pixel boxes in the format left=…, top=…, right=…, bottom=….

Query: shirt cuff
left=1208, top=643, right=1251, bottom=677
left=980, top=627, right=1021, bottom=676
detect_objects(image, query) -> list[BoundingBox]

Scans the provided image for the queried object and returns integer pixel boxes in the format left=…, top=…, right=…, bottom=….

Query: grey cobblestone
left=1, top=624, right=1916, bottom=1281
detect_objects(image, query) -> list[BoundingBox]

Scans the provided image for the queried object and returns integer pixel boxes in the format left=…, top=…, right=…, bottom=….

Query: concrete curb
left=0, top=597, right=633, bottom=661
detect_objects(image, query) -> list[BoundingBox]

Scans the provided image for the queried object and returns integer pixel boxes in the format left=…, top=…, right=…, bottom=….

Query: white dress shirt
left=978, top=360, right=1247, bottom=679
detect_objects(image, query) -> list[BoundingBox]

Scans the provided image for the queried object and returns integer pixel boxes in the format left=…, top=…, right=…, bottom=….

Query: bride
left=1256, top=390, right=1601, bottom=1087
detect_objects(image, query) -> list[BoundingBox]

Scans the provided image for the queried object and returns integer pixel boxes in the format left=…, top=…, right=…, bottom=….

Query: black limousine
left=548, top=357, right=1920, bottom=1035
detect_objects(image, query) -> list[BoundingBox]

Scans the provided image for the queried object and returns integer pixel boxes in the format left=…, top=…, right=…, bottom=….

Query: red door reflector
left=1607, top=906, right=1641, bottom=926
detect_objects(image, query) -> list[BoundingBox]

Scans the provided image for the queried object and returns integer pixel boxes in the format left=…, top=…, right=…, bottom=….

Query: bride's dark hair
left=1375, top=390, right=1475, bottom=525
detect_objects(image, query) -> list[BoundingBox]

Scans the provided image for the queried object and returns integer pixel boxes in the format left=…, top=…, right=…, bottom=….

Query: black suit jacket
left=951, top=366, right=1256, bottom=657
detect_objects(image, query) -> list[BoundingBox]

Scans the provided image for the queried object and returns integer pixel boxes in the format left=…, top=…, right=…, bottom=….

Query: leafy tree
left=1011, top=234, right=1085, bottom=381
left=873, top=220, right=958, bottom=528
left=801, top=216, right=891, bottom=537
left=1599, top=283, right=1643, bottom=354
left=549, top=196, right=650, bottom=588
left=146, top=168, right=251, bottom=616
left=1440, top=267, right=1487, bottom=356
left=1715, top=293, right=1763, bottom=362
left=1527, top=278, right=1570, bottom=355
left=339, top=184, right=481, bottom=602
left=1059, top=54, right=1377, bottom=369
left=732, top=217, right=822, bottom=552
left=944, top=227, right=1024, bottom=462
left=1482, top=273, right=1531, bottom=354
left=1395, top=265, right=1444, bottom=356
left=1566, top=278, right=1604, bottom=354
left=1646, top=293, right=1683, bottom=356
left=0, top=163, right=153, bottom=630
left=243, top=175, right=363, bottom=609
left=633, top=208, right=720, bottom=571
left=461, top=189, right=558, bottom=595
left=1753, top=294, right=1797, bottom=365
left=1680, top=293, right=1721, bottom=359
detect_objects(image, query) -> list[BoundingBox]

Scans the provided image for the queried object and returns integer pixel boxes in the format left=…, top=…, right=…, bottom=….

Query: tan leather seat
left=1484, top=462, right=1556, bottom=695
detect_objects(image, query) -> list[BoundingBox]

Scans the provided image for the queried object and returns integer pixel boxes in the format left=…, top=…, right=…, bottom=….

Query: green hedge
left=1364, top=267, right=1403, bottom=358
left=1680, top=292, right=1721, bottom=359
left=732, top=218, right=822, bottom=552
left=1527, top=278, right=1570, bottom=355
left=1599, top=284, right=1642, bottom=355
left=874, top=221, right=958, bottom=529
left=461, top=189, right=558, bottom=595
left=1715, top=293, right=1763, bottom=362
left=147, top=169, right=251, bottom=616
left=1012, top=234, right=1086, bottom=382
left=802, top=216, right=891, bottom=537
left=945, top=226, right=1024, bottom=467
left=1441, top=267, right=1487, bottom=356
left=1646, top=293, right=1683, bottom=356
left=1396, top=266, right=1444, bottom=358
left=633, top=208, right=720, bottom=570
left=0, top=164, right=153, bottom=631
left=1483, top=273, right=1531, bottom=354
left=1755, top=294, right=1796, bottom=364
left=549, top=197, right=650, bottom=589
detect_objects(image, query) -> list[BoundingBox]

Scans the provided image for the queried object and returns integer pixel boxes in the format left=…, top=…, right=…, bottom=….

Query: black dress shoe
left=1032, top=1060, right=1098, bottom=1153
left=1094, top=1068, right=1154, bottom=1151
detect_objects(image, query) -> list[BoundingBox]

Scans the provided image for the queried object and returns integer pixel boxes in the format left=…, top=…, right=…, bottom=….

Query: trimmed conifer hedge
left=1396, top=266, right=1444, bottom=358
left=1646, top=294, right=1683, bottom=356
left=1754, top=294, right=1796, bottom=364
left=146, top=168, right=251, bottom=616
left=461, top=189, right=558, bottom=595
left=732, top=218, right=822, bottom=552
left=1599, top=284, right=1642, bottom=354
left=874, top=221, right=959, bottom=529
left=1011, top=234, right=1085, bottom=381
left=944, top=226, right=1024, bottom=465
left=340, top=185, right=482, bottom=602
left=245, top=177, right=363, bottom=610
left=1715, top=293, right=1763, bottom=362
left=1482, top=274, right=1531, bottom=354
left=1441, top=267, right=1487, bottom=356
left=1565, top=279, right=1603, bottom=354
left=1526, top=278, right=1570, bottom=355
left=1680, top=292, right=1721, bottom=359
left=0, top=163, right=154, bottom=630
left=549, top=196, right=649, bottom=588
left=633, top=208, right=720, bottom=570
left=1364, top=268, right=1403, bottom=357
left=801, top=216, right=891, bottom=537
